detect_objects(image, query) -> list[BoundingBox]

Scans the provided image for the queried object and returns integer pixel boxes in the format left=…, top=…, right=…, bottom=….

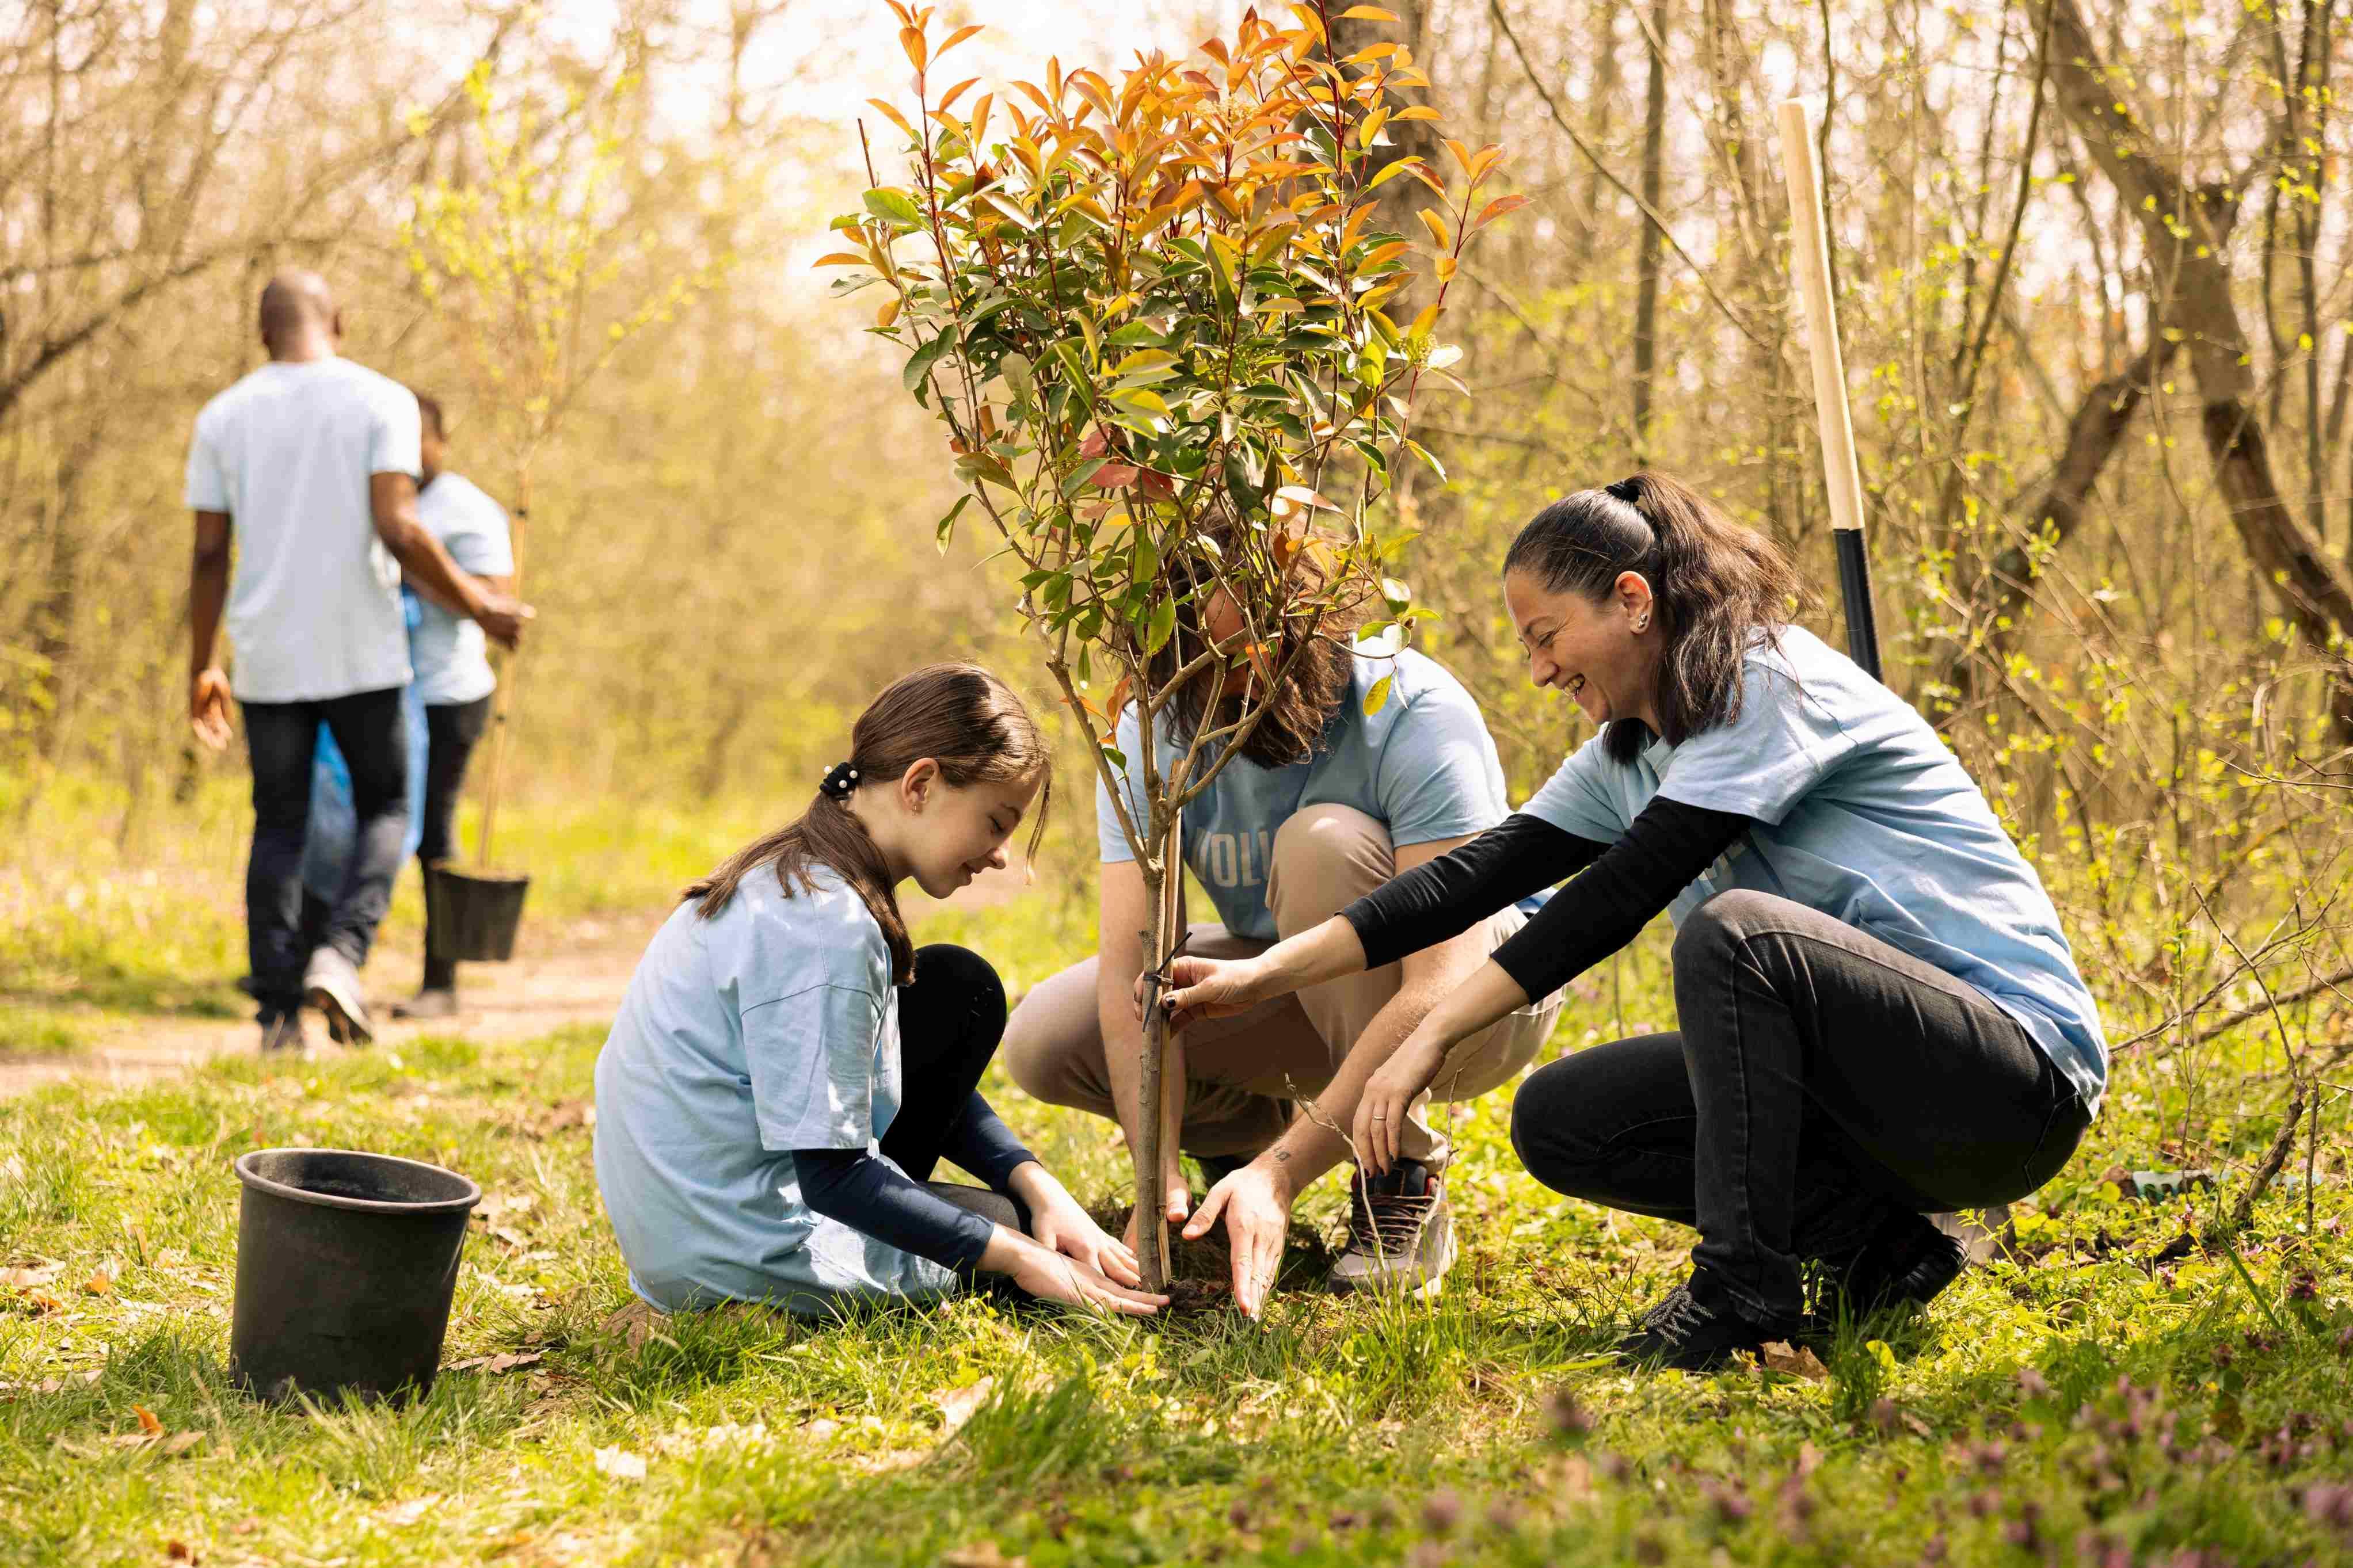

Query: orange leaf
left=135, top=1405, right=164, bottom=1436
left=812, top=252, right=871, bottom=268
left=1362, top=239, right=1410, bottom=268
left=899, top=25, right=927, bottom=72
left=938, top=77, right=982, bottom=110
left=1433, top=254, right=1458, bottom=283
left=866, top=98, right=916, bottom=141
left=1442, top=136, right=1472, bottom=174
left=1338, top=3, right=1400, bottom=17
left=937, top=22, right=984, bottom=54
left=875, top=295, right=903, bottom=329
left=1473, top=193, right=1532, bottom=231
left=1467, top=144, right=1503, bottom=184
left=1417, top=209, right=1450, bottom=249
left=1392, top=105, right=1443, bottom=122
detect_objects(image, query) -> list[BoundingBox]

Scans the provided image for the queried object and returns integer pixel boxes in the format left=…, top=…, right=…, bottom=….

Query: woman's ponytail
left=1505, top=469, right=1811, bottom=760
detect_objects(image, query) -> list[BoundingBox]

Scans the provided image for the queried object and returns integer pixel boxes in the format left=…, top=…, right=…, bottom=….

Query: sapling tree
left=402, top=60, right=727, bottom=864
left=829, top=1, right=1522, bottom=1289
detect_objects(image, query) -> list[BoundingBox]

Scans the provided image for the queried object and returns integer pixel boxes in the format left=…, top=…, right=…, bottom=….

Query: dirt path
left=0, top=913, right=663, bottom=1101
left=0, top=866, right=1034, bottom=1103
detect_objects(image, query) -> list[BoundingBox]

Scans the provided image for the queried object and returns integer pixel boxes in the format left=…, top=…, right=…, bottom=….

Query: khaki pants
left=1004, top=804, right=1562, bottom=1169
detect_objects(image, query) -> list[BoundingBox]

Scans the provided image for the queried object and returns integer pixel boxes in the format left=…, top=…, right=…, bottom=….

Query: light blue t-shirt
left=409, top=472, right=513, bottom=706
left=1097, top=645, right=1526, bottom=941
left=1520, top=625, right=2108, bottom=1111
left=592, top=863, right=962, bottom=1315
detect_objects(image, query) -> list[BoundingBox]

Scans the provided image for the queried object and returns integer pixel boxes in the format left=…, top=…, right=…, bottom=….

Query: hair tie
left=819, top=761, right=862, bottom=802
left=1604, top=476, right=1644, bottom=508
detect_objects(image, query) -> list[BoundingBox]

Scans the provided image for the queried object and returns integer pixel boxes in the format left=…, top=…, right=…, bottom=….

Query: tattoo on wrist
left=1272, top=1148, right=1292, bottom=1163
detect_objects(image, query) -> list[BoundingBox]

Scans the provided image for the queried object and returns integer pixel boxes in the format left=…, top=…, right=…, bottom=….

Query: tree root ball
left=1090, top=1201, right=1338, bottom=1319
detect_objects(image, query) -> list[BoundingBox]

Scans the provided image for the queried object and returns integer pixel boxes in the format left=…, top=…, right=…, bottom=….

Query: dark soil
left=1092, top=1201, right=1338, bottom=1319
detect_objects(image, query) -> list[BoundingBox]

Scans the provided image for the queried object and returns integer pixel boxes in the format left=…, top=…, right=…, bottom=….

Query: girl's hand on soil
left=1007, top=1238, right=1167, bottom=1317
left=1183, top=1157, right=1296, bottom=1320
left=1354, top=1031, right=1448, bottom=1177
left=1149, top=955, right=1273, bottom=1032
left=1022, top=1174, right=1143, bottom=1288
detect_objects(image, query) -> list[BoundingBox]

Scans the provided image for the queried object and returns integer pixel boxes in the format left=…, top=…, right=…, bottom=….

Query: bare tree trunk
left=1933, top=335, right=2181, bottom=712
left=2030, top=0, right=2353, bottom=742
left=1630, top=2, right=1669, bottom=452
left=1133, top=812, right=1185, bottom=1293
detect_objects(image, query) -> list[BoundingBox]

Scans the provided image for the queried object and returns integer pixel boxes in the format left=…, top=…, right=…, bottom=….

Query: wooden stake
left=1776, top=98, right=1883, bottom=681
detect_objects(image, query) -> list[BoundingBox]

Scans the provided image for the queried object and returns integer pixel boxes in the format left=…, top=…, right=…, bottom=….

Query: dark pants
left=885, top=944, right=1031, bottom=1235
left=241, top=687, right=410, bottom=1020
left=417, top=695, right=494, bottom=990
left=1511, top=890, right=2089, bottom=1325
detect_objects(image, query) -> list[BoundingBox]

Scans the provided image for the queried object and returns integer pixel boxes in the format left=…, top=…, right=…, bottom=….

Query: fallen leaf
left=1756, top=1342, right=1830, bottom=1382
left=161, top=1431, right=204, bottom=1456
left=1902, top=1411, right=1935, bottom=1439
left=932, top=1376, right=994, bottom=1436
left=165, top=1540, right=197, bottom=1563
left=233, top=1518, right=261, bottom=1537
left=446, top=1350, right=545, bottom=1375
left=13, top=1290, right=64, bottom=1316
left=81, top=1272, right=113, bottom=1297
left=134, top=1405, right=165, bottom=1436
left=0, top=1260, right=63, bottom=1290
left=0, top=1368, right=101, bottom=1397
left=592, top=1446, right=647, bottom=1481
left=799, top=1417, right=841, bottom=1441
left=376, top=1494, right=440, bottom=1527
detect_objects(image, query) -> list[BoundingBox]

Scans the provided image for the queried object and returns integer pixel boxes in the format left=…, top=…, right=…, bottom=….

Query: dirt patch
left=0, top=913, right=661, bottom=1101
left=1091, top=1201, right=1338, bottom=1319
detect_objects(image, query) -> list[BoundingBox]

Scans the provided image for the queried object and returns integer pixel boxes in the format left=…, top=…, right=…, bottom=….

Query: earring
left=1634, top=615, right=1650, bottom=632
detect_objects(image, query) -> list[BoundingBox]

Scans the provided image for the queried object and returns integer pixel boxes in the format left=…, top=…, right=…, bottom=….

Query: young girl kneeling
left=595, top=664, right=1164, bottom=1319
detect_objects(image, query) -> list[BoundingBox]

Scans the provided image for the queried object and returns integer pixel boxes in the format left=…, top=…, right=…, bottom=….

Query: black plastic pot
left=424, top=862, right=531, bottom=963
left=229, top=1148, right=481, bottom=1406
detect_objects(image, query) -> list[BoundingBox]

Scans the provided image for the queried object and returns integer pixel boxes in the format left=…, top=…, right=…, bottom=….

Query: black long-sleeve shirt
left=793, top=1090, right=1035, bottom=1274
left=1340, top=799, right=1753, bottom=1004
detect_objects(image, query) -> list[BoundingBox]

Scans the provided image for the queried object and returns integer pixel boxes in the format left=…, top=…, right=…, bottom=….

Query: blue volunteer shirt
left=1520, top=625, right=2109, bottom=1112
left=592, top=863, right=963, bottom=1314
left=1097, top=645, right=1529, bottom=941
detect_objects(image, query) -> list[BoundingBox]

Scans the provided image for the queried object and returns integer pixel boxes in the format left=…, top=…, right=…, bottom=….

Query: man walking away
left=186, top=271, right=531, bottom=1053
left=390, top=391, right=514, bottom=1021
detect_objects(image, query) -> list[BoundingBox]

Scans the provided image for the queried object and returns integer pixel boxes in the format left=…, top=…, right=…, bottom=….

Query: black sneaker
left=1803, top=1212, right=1967, bottom=1338
left=259, top=1012, right=310, bottom=1055
left=1616, top=1279, right=1787, bottom=1373
left=1330, top=1159, right=1456, bottom=1296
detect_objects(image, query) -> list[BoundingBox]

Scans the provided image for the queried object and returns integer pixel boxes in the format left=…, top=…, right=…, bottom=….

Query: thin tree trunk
left=1133, top=811, right=1185, bottom=1293
left=1933, top=335, right=2180, bottom=712
left=2030, top=0, right=2353, bottom=742
left=1630, top=2, right=1669, bottom=451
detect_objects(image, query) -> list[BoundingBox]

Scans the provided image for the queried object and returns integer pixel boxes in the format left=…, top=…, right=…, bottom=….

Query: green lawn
left=1, top=894, right=2348, bottom=1567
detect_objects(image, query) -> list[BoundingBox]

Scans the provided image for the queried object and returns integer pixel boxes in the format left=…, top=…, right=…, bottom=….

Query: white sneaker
left=1329, top=1159, right=1456, bottom=1298
left=303, top=947, right=374, bottom=1046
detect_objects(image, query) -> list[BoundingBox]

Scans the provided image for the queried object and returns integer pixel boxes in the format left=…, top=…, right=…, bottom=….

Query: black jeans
left=886, top=944, right=1031, bottom=1237
left=240, top=687, right=410, bottom=1020
left=1511, top=890, right=2089, bottom=1325
left=417, top=695, right=494, bottom=989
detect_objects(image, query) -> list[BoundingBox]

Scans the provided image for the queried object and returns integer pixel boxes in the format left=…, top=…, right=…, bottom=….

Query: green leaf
left=1380, top=576, right=1412, bottom=610
left=1365, top=673, right=1393, bottom=714
left=1061, top=457, right=1109, bottom=495
left=903, top=331, right=955, bottom=399
left=935, top=494, right=973, bottom=552
left=1144, top=597, right=1176, bottom=655
left=862, top=188, right=924, bottom=228
left=1406, top=440, right=1448, bottom=483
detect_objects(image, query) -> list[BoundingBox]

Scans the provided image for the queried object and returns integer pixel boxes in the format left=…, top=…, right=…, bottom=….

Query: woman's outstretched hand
left=1353, top=1030, right=1448, bottom=1176
left=1145, top=955, right=1272, bottom=1032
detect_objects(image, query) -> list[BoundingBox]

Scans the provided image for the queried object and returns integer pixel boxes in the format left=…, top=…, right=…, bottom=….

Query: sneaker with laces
left=303, top=947, right=374, bottom=1046
left=1616, top=1279, right=1787, bottom=1373
left=1801, top=1212, right=1967, bottom=1340
left=1329, top=1159, right=1456, bottom=1297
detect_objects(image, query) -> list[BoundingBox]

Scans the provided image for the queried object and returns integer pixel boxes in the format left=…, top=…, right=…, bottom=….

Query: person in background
left=186, top=270, right=530, bottom=1052
left=388, top=391, right=516, bottom=1021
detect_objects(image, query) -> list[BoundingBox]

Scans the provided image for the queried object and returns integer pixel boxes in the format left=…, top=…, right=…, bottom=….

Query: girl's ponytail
left=683, top=663, right=1052, bottom=985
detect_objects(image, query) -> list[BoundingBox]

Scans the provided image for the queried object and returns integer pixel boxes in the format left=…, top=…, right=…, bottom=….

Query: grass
left=2, top=879, right=2350, bottom=1567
